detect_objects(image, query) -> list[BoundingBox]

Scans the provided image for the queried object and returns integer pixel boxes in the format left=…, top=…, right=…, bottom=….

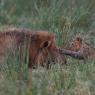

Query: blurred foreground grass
left=0, top=60, right=95, bottom=95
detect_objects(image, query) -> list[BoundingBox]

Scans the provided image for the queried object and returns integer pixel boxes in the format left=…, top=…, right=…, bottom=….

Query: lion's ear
left=76, top=37, right=82, bottom=43
left=40, top=41, right=51, bottom=49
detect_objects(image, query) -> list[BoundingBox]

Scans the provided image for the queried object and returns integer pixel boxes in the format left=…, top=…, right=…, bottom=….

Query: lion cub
left=70, top=36, right=95, bottom=59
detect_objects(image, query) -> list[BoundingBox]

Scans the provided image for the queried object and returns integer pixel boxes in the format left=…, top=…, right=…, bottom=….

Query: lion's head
left=70, top=36, right=82, bottom=52
left=29, top=31, right=65, bottom=68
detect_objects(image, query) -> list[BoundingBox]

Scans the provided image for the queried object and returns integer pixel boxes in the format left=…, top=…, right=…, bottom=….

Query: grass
left=0, top=60, right=95, bottom=95
left=0, top=0, right=95, bottom=95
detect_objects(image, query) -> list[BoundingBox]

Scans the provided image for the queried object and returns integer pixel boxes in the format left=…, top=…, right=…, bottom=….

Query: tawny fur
left=0, top=28, right=65, bottom=68
left=70, top=36, right=95, bottom=59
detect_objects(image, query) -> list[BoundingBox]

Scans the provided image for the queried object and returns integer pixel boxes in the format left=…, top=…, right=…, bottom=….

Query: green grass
left=31, top=60, right=95, bottom=95
left=0, top=60, right=95, bottom=95
left=0, top=0, right=95, bottom=95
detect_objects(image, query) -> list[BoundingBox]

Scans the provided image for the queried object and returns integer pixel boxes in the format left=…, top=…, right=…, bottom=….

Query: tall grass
left=0, top=39, right=30, bottom=80
left=0, top=0, right=95, bottom=95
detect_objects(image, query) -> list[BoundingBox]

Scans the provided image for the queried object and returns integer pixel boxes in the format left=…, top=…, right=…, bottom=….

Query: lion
left=69, top=36, right=95, bottom=59
left=59, top=36, right=95, bottom=60
left=69, top=36, right=82, bottom=52
left=0, top=28, right=66, bottom=69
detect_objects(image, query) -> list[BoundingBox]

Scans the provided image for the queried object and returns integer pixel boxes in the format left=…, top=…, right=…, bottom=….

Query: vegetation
left=0, top=0, right=95, bottom=95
